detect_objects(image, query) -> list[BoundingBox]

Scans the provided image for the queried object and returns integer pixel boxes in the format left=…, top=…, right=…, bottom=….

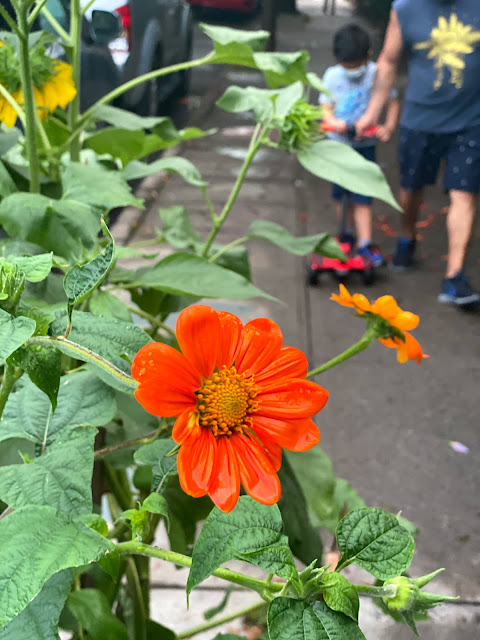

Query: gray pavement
left=114, top=1, right=480, bottom=637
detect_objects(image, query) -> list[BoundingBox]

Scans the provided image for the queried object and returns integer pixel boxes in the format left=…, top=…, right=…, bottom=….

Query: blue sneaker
left=357, top=243, right=384, bottom=268
left=392, top=237, right=416, bottom=271
left=438, top=272, right=480, bottom=307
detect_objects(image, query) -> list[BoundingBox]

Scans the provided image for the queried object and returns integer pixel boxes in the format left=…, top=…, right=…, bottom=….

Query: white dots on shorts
left=459, top=145, right=466, bottom=152
left=453, top=166, right=460, bottom=173
left=461, top=179, right=467, bottom=186
left=409, top=168, right=415, bottom=175
left=466, top=157, right=473, bottom=164
left=468, top=140, right=476, bottom=147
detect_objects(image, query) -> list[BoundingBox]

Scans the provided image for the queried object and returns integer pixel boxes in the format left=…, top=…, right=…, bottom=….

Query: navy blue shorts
left=332, top=146, right=376, bottom=205
left=398, top=125, right=480, bottom=193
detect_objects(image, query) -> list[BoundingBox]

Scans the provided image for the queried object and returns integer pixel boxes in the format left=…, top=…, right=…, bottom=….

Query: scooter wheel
left=362, top=267, right=375, bottom=286
left=307, top=266, right=319, bottom=287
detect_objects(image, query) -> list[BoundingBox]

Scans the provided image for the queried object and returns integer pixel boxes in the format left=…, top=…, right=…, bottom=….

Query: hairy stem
left=68, top=0, right=82, bottom=161
left=126, top=558, right=147, bottom=640
left=208, top=236, right=249, bottom=263
left=0, top=364, right=22, bottom=420
left=94, top=429, right=161, bottom=460
left=176, top=600, right=264, bottom=639
left=306, top=330, right=376, bottom=377
left=39, top=5, right=71, bottom=42
left=126, top=305, right=176, bottom=339
left=27, top=0, right=48, bottom=26
left=354, top=583, right=398, bottom=599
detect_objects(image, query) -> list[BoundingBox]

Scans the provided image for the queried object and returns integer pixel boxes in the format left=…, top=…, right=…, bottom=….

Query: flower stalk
left=306, top=329, right=377, bottom=377
left=68, top=0, right=82, bottom=161
left=176, top=600, right=264, bottom=639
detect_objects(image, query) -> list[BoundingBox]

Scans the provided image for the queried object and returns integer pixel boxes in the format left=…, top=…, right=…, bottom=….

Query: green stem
left=16, top=3, right=41, bottom=192
left=176, top=600, right=264, bottom=639
left=126, top=558, right=147, bottom=640
left=28, top=0, right=48, bottom=26
left=69, top=0, right=82, bottom=161
left=116, top=541, right=285, bottom=597
left=105, top=464, right=133, bottom=511
left=201, top=186, right=218, bottom=224
left=27, top=336, right=138, bottom=391
left=354, top=583, right=397, bottom=599
left=306, top=329, right=376, bottom=378
left=202, top=124, right=264, bottom=258
left=0, top=5, right=21, bottom=35
left=94, top=428, right=161, bottom=460
left=0, top=364, right=22, bottom=420
left=80, top=0, right=97, bottom=14
left=208, top=236, right=249, bottom=263
left=126, top=305, right=176, bottom=339
left=39, top=5, right=71, bottom=42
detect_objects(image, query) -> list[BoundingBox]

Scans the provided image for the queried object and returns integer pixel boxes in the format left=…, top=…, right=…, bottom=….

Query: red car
left=187, top=0, right=260, bottom=14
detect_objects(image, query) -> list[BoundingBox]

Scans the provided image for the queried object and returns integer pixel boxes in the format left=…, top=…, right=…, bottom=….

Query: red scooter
left=307, top=123, right=378, bottom=287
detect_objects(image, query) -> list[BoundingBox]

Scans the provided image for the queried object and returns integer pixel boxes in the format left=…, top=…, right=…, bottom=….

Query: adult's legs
left=398, top=188, right=424, bottom=239
left=446, top=190, right=476, bottom=278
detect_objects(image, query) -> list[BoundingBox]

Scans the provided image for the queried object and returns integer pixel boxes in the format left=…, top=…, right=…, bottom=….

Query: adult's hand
left=356, top=113, right=378, bottom=138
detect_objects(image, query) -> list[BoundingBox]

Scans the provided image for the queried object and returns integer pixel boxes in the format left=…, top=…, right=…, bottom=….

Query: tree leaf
left=201, top=23, right=269, bottom=66
left=267, top=598, right=366, bottom=640
left=246, top=220, right=345, bottom=260
left=336, top=507, right=415, bottom=579
left=187, top=496, right=298, bottom=596
left=6, top=253, right=53, bottom=282
left=68, top=589, right=129, bottom=640
left=298, top=141, right=401, bottom=211
left=0, top=371, right=116, bottom=446
left=0, top=308, right=36, bottom=364
left=0, top=426, right=96, bottom=516
left=128, top=253, right=275, bottom=301
left=134, top=438, right=178, bottom=492
left=0, top=570, right=72, bottom=640
left=0, top=505, right=114, bottom=626
left=321, top=573, right=359, bottom=621
left=123, top=157, right=207, bottom=187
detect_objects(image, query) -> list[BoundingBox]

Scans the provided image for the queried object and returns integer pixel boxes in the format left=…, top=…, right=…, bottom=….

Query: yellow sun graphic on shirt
left=415, top=14, right=480, bottom=89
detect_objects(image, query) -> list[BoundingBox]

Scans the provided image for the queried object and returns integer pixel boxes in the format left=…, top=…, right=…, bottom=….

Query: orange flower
left=132, top=305, right=328, bottom=512
left=331, top=284, right=427, bottom=364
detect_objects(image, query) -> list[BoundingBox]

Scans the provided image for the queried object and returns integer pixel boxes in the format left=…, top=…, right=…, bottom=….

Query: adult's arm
left=356, top=9, right=404, bottom=136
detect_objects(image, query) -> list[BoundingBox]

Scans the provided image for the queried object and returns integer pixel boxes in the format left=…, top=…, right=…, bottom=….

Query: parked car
left=186, top=0, right=260, bottom=15
left=37, top=0, right=194, bottom=114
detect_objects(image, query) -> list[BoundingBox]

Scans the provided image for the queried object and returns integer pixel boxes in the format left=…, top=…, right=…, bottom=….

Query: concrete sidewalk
left=114, top=2, right=480, bottom=638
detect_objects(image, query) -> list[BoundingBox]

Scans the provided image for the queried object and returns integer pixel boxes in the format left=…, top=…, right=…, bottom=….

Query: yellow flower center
left=196, top=367, right=258, bottom=437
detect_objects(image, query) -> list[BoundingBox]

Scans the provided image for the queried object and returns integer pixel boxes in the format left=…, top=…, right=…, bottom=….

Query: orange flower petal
left=234, top=318, right=283, bottom=376
left=252, top=416, right=320, bottom=451
left=390, top=311, right=420, bottom=331
left=260, top=439, right=283, bottom=472
left=217, top=311, right=243, bottom=368
left=177, top=429, right=217, bottom=498
left=403, top=331, right=426, bottom=363
left=172, top=409, right=200, bottom=445
left=233, top=434, right=281, bottom=505
left=351, top=294, right=371, bottom=313
left=208, top=436, right=240, bottom=513
left=132, top=342, right=199, bottom=417
left=255, top=346, right=308, bottom=389
left=330, top=283, right=354, bottom=308
left=371, top=295, right=401, bottom=320
left=176, top=305, right=221, bottom=378
left=257, top=379, right=328, bottom=420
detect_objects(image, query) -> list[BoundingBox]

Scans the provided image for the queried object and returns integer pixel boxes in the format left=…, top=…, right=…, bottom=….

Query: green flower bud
left=0, top=261, right=25, bottom=314
left=382, top=576, right=418, bottom=612
left=277, top=100, right=324, bottom=152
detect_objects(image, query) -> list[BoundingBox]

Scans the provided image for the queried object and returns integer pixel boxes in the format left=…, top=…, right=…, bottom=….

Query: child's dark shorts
left=332, top=146, right=376, bottom=205
left=398, top=125, right=480, bottom=193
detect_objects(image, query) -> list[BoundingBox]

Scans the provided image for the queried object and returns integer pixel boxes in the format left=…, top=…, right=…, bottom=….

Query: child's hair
left=333, top=24, right=371, bottom=63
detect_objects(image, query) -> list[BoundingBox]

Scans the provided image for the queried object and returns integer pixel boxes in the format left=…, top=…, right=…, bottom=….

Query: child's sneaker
left=357, top=243, right=384, bottom=267
left=392, top=237, right=416, bottom=271
left=438, top=272, right=480, bottom=307
left=338, top=230, right=357, bottom=252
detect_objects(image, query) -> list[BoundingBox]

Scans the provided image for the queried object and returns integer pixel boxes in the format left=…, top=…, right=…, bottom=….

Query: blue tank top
left=393, top=0, right=480, bottom=132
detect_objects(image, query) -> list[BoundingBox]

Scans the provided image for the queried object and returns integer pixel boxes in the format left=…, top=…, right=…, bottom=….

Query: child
left=320, top=23, right=400, bottom=267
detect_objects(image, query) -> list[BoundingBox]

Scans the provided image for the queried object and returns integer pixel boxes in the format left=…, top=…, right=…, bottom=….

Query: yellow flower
left=33, top=61, right=77, bottom=121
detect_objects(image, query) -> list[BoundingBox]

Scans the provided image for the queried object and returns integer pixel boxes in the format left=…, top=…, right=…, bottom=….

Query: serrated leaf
left=298, top=141, right=401, bottom=211
left=0, top=505, right=114, bottom=626
left=123, top=157, right=207, bottom=187
left=0, top=427, right=96, bottom=516
left=0, top=308, right=36, bottom=364
left=0, top=570, right=72, bottom=640
left=321, top=573, right=359, bottom=621
left=128, top=253, right=275, bottom=301
left=134, top=439, right=178, bottom=492
left=6, top=253, right=53, bottom=282
left=8, top=343, right=61, bottom=410
left=336, top=507, right=415, bottom=580
left=267, top=598, right=366, bottom=640
left=0, top=371, right=116, bottom=446
left=187, top=496, right=298, bottom=595
left=246, top=220, right=345, bottom=260
left=68, top=589, right=128, bottom=640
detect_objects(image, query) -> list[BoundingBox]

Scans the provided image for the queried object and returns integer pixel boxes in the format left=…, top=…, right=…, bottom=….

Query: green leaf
left=212, top=636, right=249, bottom=640
left=336, top=507, right=415, bottom=579
left=158, top=206, right=203, bottom=249
left=163, top=479, right=212, bottom=555
left=0, top=160, right=17, bottom=197
left=61, top=163, right=143, bottom=211
left=201, top=23, right=269, bottom=65
left=142, top=492, right=169, bottom=530
left=321, top=573, right=359, bottom=621
left=123, top=157, right=207, bottom=187
left=90, top=104, right=169, bottom=130
left=146, top=620, right=176, bottom=640
left=129, top=253, right=274, bottom=301
left=6, top=253, right=53, bottom=282
left=64, top=227, right=115, bottom=323
left=0, top=570, right=72, bottom=640
left=8, top=342, right=61, bottom=410
left=203, top=587, right=234, bottom=620
left=0, top=371, right=116, bottom=446
left=0, top=426, right=96, bottom=516
left=217, top=82, right=304, bottom=121
left=267, top=598, right=366, bottom=640
left=298, top=141, right=401, bottom=211
left=277, top=455, right=323, bottom=565
left=317, top=477, right=366, bottom=535
left=253, top=50, right=309, bottom=88
left=246, top=220, right=345, bottom=260
left=85, top=128, right=151, bottom=166
left=187, top=496, right=298, bottom=596
left=213, top=244, right=251, bottom=281
left=0, top=193, right=101, bottom=260
left=134, top=438, right=178, bottom=492
left=306, top=72, right=333, bottom=98
left=0, top=505, right=114, bottom=626
left=68, top=589, right=129, bottom=640
left=89, top=290, right=132, bottom=322
left=0, top=308, right=36, bottom=364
